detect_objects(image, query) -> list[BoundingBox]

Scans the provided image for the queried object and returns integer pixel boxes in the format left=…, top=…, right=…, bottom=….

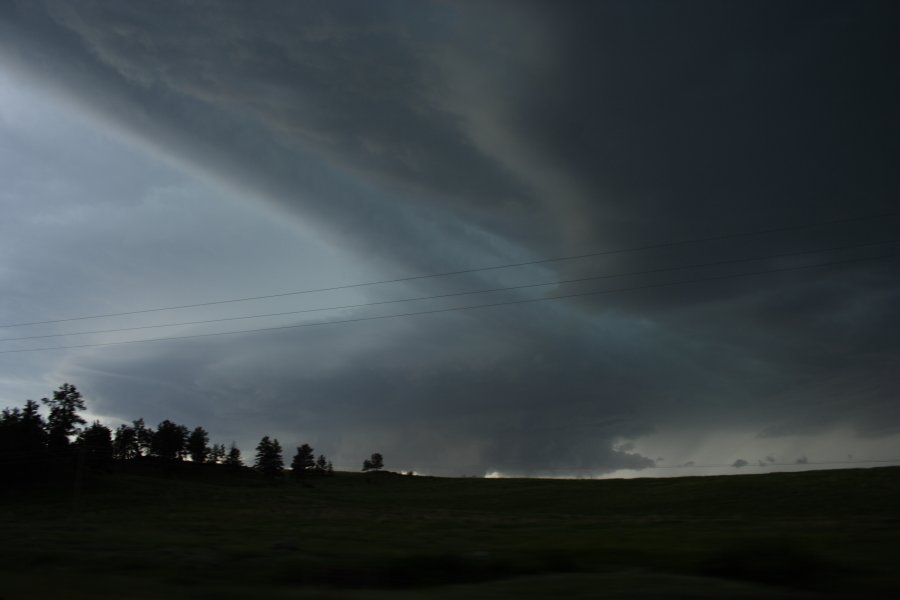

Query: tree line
left=1, top=383, right=385, bottom=483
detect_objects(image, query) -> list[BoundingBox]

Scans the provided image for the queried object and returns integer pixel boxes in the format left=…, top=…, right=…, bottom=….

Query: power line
left=1, top=250, right=896, bottom=355
left=2, top=209, right=898, bottom=329
left=1, top=238, right=895, bottom=343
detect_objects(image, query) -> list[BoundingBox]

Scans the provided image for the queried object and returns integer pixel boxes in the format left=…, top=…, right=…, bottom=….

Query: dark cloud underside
left=0, top=1, right=897, bottom=474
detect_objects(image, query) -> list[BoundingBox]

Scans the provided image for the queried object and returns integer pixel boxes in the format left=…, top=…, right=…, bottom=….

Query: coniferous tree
left=224, top=442, right=242, bottom=470
left=326, top=460, right=334, bottom=476
left=132, top=418, right=153, bottom=457
left=42, top=383, right=86, bottom=453
left=0, top=400, right=50, bottom=479
left=151, top=420, right=188, bottom=460
left=186, top=426, right=210, bottom=463
left=254, top=436, right=283, bottom=478
left=370, top=453, right=384, bottom=471
left=113, top=424, right=140, bottom=460
left=209, top=443, right=226, bottom=464
left=290, top=443, right=315, bottom=477
left=315, top=454, right=327, bottom=472
left=75, top=421, right=113, bottom=469
left=6, top=400, right=48, bottom=455
left=363, top=453, right=384, bottom=472
left=21, top=399, right=46, bottom=444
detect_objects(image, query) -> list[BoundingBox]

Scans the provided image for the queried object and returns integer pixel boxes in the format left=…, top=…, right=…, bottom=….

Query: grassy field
left=1, top=465, right=898, bottom=599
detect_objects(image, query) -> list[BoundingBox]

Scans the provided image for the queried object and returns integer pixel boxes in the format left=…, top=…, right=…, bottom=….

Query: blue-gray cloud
left=0, top=1, right=898, bottom=475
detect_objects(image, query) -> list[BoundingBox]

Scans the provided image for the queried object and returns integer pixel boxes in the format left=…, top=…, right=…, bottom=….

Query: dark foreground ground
left=1, top=465, right=898, bottom=599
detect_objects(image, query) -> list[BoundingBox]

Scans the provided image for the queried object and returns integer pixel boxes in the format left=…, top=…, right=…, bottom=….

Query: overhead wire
left=4, top=216, right=897, bottom=475
left=1, top=249, right=896, bottom=354
left=0, top=238, right=895, bottom=343
left=2, top=209, right=898, bottom=329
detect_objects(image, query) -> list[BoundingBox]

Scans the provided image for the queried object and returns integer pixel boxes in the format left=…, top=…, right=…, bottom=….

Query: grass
left=1, top=464, right=898, bottom=598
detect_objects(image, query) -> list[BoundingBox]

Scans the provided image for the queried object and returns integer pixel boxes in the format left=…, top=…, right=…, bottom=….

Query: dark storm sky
left=0, top=1, right=898, bottom=476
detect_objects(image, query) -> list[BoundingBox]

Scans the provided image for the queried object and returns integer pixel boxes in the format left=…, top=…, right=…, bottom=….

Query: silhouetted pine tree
left=1, top=400, right=49, bottom=455
left=362, top=453, right=384, bottom=471
left=290, top=443, right=315, bottom=477
left=254, top=436, right=283, bottom=478
left=0, top=400, right=50, bottom=480
left=224, top=442, right=242, bottom=470
left=132, top=418, right=153, bottom=457
left=315, top=454, right=327, bottom=472
left=42, top=383, right=86, bottom=454
left=112, top=423, right=139, bottom=460
left=75, top=421, right=113, bottom=470
left=209, top=443, right=226, bottom=464
left=187, top=426, right=210, bottom=463
left=151, top=420, right=188, bottom=460
left=20, top=399, right=47, bottom=449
